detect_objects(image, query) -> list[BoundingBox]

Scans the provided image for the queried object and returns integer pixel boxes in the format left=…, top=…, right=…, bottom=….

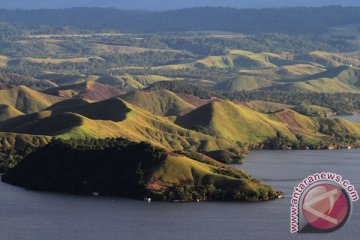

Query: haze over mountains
left=1, top=0, right=360, bottom=10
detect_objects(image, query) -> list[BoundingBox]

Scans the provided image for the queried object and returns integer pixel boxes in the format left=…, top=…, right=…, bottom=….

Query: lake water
left=330, top=115, right=360, bottom=122
left=1, top=150, right=359, bottom=240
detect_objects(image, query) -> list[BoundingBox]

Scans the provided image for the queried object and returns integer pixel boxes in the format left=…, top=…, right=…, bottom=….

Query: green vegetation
left=120, top=89, right=195, bottom=116
left=0, top=133, right=50, bottom=171
left=230, top=91, right=360, bottom=115
left=1, top=7, right=360, bottom=201
left=2, top=138, right=281, bottom=201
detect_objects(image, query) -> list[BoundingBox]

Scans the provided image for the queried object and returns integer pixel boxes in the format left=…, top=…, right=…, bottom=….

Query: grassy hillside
left=176, top=100, right=296, bottom=143
left=294, top=51, right=360, bottom=67
left=120, top=90, right=195, bottom=116
left=195, top=51, right=290, bottom=70
left=239, top=100, right=292, bottom=113
left=177, top=100, right=360, bottom=147
left=0, top=73, right=58, bottom=90
left=0, top=104, right=24, bottom=121
left=0, top=97, right=241, bottom=156
left=293, top=104, right=335, bottom=117
left=0, top=86, right=64, bottom=114
left=214, top=76, right=276, bottom=92
left=44, top=81, right=124, bottom=101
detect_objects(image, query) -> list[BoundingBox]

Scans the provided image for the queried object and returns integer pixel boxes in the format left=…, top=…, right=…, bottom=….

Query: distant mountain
left=1, top=0, right=360, bottom=10
left=1, top=7, right=360, bottom=34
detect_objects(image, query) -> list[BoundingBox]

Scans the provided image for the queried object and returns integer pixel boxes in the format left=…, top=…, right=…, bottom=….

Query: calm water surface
left=331, top=115, right=360, bottom=122
left=1, top=150, right=359, bottom=240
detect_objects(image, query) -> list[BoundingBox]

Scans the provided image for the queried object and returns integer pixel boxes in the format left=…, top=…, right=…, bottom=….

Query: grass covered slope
left=44, top=81, right=124, bottom=101
left=238, top=100, right=292, bottom=113
left=0, top=86, right=63, bottom=114
left=120, top=89, right=195, bottom=116
left=176, top=100, right=295, bottom=143
left=0, top=97, right=242, bottom=157
left=0, top=104, right=24, bottom=121
left=1, top=138, right=281, bottom=201
left=294, top=51, right=360, bottom=67
left=176, top=100, right=360, bottom=147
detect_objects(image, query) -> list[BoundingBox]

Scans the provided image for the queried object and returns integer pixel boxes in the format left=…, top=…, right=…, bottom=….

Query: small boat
left=347, top=146, right=352, bottom=150
left=144, top=198, right=151, bottom=203
left=92, top=192, right=99, bottom=196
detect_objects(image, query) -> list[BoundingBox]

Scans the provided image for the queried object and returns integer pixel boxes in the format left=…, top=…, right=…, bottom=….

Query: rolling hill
left=120, top=89, right=195, bottom=116
left=176, top=99, right=360, bottom=145
left=215, top=64, right=360, bottom=93
left=0, top=89, right=359, bottom=172
left=0, top=86, right=64, bottom=114
left=44, top=81, right=124, bottom=101
left=267, top=65, right=360, bottom=93
left=0, top=73, right=58, bottom=90
left=0, top=97, right=241, bottom=155
left=176, top=100, right=296, bottom=143
left=1, top=92, right=357, bottom=149
left=0, top=104, right=24, bottom=121
left=294, top=51, right=360, bottom=67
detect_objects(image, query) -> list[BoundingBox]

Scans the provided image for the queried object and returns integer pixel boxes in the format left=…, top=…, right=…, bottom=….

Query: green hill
left=240, top=100, right=293, bottom=113
left=195, top=51, right=291, bottom=70
left=2, top=138, right=280, bottom=201
left=176, top=100, right=360, bottom=146
left=261, top=66, right=360, bottom=93
left=120, top=90, right=195, bottom=116
left=214, top=76, right=276, bottom=92
left=1, top=96, right=360, bottom=168
left=176, top=100, right=296, bottom=143
left=303, top=65, right=360, bottom=86
left=294, top=51, right=360, bottom=67
left=238, top=63, right=325, bottom=82
left=0, top=86, right=64, bottom=114
left=0, top=98, right=240, bottom=156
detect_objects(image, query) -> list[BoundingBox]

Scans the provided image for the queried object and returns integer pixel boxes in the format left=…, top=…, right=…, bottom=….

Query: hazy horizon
left=1, top=0, right=360, bottom=10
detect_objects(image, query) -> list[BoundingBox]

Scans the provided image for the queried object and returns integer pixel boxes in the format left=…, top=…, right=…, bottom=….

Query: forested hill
left=1, top=6, right=360, bottom=34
